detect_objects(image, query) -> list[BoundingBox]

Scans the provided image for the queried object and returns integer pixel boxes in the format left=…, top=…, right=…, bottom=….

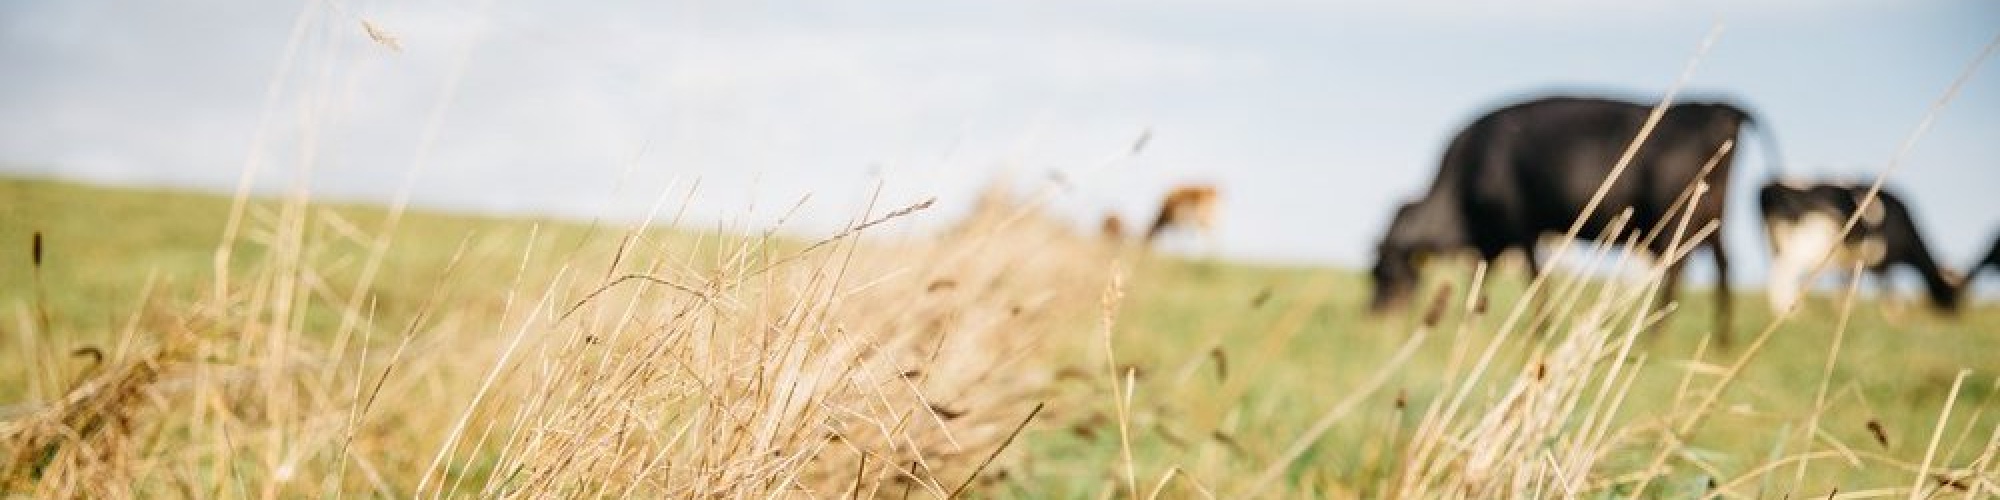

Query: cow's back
left=1451, top=96, right=1743, bottom=244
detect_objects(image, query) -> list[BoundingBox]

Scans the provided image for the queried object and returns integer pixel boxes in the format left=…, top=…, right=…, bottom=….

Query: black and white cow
left=1976, top=232, right=2000, bottom=280
left=1371, top=95, right=1767, bottom=343
left=1759, top=180, right=1961, bottom=313
left=1949, top=231, right=2000, bottom=299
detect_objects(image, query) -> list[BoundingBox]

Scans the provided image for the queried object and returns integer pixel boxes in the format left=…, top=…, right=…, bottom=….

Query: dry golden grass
left=3, top=171, right=1997, bottom=498
left=1, top=180, right=1127, bottom=498
left=5, top=17, right=1999, bottom=500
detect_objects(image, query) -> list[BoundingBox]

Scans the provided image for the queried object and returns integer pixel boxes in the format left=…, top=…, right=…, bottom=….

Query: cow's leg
left=1654, top=259, right=1685, bottom=324
left=1709, top=238, right=1733, bottom=347
left=1501, top=244, right=1557, bottom=337
left=1645, top=232, right=1690, bottom=345
left=1523, top=244, right=1560, bottom=335
left=1476, top=245, right=1507, bottom=274
left=1522, top=244, right=1544, bottom=280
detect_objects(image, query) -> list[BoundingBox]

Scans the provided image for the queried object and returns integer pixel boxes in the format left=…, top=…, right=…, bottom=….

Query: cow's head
left=1370, top=241, right=1423, bottom=313
left=1370, top=200, right=1451, bottom=314
left=1935, top=269, right=1966, bottom=315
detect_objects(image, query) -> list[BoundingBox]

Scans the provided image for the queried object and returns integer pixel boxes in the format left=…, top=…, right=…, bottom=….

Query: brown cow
left=1146, top=184, right=1219, bottom=246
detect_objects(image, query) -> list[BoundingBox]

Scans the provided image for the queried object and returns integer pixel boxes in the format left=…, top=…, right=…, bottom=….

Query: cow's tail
left=1733, top=104, right=1786, bottom=182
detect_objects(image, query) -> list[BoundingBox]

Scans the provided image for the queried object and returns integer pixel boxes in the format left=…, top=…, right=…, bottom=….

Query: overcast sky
left=3, top=0, right=1997, bottom=286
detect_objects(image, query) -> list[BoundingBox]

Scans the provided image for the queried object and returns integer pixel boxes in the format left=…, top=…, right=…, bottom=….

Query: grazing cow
left=1759, top=181, right=1962, bottom=313
left=1146, top=184, right=1219, bottom=245
left=1370, top=96, right=1766, bottom=343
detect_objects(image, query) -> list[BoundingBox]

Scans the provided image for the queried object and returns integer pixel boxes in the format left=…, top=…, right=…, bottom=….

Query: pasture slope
left=1, top=175, right=1996, bottom=498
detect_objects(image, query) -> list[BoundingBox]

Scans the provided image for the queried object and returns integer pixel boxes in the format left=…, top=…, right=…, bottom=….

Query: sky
left=2, top=0, right=1998, bottom=288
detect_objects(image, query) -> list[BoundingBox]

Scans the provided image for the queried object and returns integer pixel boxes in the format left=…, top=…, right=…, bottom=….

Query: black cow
left=1371, top=96, right=1764, bottom=343
left=1759, top=181, right=1961, bottom=313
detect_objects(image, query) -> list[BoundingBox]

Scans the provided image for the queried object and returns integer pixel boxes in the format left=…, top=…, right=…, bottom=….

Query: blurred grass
left=0, top=177, right=744, bottom=403
left=2, top=175, right=1995, bottom=497
left=1023, top=249, right=1999, bottom=496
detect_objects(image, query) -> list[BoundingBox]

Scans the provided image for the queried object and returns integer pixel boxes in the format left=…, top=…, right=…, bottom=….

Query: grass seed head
left=1867, top=418, right=1889, bottom=448
left=1422, top=282, right=1454, bottom=328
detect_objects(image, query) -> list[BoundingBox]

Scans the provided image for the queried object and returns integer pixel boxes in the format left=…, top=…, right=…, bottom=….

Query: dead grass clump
left=0, top=180, right=1113, bottom=498
left=453, top=184, right=1112, bottom=497
left=0, top=319, right=188, bottom=497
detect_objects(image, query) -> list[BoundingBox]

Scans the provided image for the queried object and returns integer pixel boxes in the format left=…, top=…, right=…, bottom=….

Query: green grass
left=1034, top=256, right=1999, bottom=497
left=3, top=175, right=1996, bottom=497
left=0, top=177, right=744, bottom=403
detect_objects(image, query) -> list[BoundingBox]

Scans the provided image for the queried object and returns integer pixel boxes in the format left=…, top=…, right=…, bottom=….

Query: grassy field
left=2, top=175, right=1996, bottom=498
